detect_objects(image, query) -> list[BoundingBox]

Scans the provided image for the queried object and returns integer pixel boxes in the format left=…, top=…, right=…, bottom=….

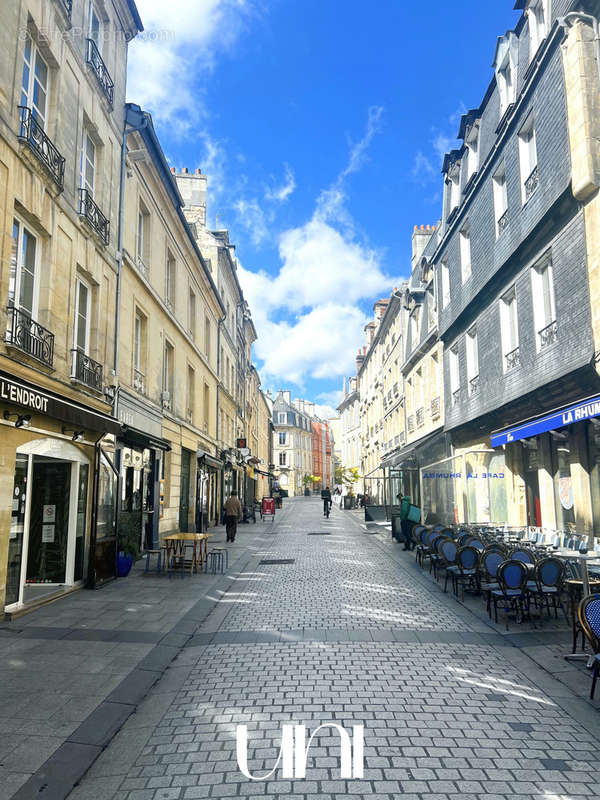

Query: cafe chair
left=527, top=557, right=565, bottom=623
left=480, top=549, right=505, bottom=617
left=448, top=545, right=480, bottom=600
left=578, top=594, right=600, bottom=699
left=490, top=560, right=530, bottom=630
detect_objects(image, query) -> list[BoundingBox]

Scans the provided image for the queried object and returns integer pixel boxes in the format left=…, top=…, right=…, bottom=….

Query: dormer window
left=494, top=33, right=518, bottom=116
left=448, top=162, right=461, bottom=213
left=528, top=0, right=549, bottom=60
left=465, top=123, right=479, bottom=180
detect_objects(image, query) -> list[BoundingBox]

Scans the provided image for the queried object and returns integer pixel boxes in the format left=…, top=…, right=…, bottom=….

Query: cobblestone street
left=10, top=497, right=586, bottom=800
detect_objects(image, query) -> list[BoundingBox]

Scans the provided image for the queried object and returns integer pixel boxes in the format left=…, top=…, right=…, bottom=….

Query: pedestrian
left=223, top=491, right=242, bottom=542
left=398, top=493, right=414, bottom=551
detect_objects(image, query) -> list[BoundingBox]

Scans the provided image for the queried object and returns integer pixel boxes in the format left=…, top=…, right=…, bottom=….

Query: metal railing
left=79, top=188, right=110, bottom=245
left=17, top=106, right=65, bottom=190
left=469, top=374, right=480, bottom=395
left=86, top=39, right=114, bottom=106
left=416, top=407, right=425, bottom=427
left=524, top=165, right=539, bottom=202
left=505, top=345, right=521, bottom=371
left=539, top=319, right=558, bottom=349
left=71, top=349, right=103, bottom=391
left=497, top=208, right=509, bottom=235
left=452, top=388, right=461, bottom=406
left=133, top=368, right=145, bottom=394
left=431, top=396, right=440, bottom=418
left=5, top=306, right=54, bottom=367
left=58, top=0, right=72, bottom=18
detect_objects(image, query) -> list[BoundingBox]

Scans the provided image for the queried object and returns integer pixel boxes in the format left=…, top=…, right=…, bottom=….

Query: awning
left=118, top=425, right=171, bottom=451
left=0, top=370, right=122, bottom=436
left=381, top=429, right=442, bottom=469
left=491, top=392, right=600, bottom=447
left=198, top=452, right=223, bottom=470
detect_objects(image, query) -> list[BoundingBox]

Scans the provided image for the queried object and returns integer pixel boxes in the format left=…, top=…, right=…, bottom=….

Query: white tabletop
left=554, top=550, right=600, bottom=562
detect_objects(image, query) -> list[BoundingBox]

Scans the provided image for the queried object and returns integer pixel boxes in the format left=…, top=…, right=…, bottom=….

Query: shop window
left=551, top=431, right=575, bottom=530
left=588, top=421, right=600, bottom=534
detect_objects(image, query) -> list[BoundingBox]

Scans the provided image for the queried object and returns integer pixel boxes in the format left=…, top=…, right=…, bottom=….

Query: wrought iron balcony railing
left=452, top=388, right=461, bottom=406
left=85, top=39, right=114, bottom=106
left=524, top=165, right=539, bottom=202
left=497, top=208, right=509, bottom=235
left=133, top=368, right=145, bottom=394
left=431, top=396, right=440, bottom=418
left=17, top=106, right=65, bottom=190
left=505, top=346, right=521, bottom=371
left=539, top=319, right=558, bottom=349
left=57, top=0, right=72, bottom=18
left=79, top=189, right=110, bottom=245
left=469, top=374, right=480, bottom=395
left=5, top=306, right=54, bottom=367
left=416, top=407, right=425, bottom=427
left=71, top=349, right=103, bottom=391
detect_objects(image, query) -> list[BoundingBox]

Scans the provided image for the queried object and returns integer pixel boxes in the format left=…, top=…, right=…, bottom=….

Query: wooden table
left=163, top=533, right=212, bottom=578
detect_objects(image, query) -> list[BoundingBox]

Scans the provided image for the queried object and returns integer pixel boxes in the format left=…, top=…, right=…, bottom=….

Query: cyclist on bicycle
left=321, top=486, right=332, bottom=517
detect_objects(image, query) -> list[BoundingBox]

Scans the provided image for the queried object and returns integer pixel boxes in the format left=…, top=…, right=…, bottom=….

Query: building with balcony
left=0, top=0, right=142, bottom=614
left=271, top=391, right=312, bottom=496
left=337, top=377, right=361, bottom=495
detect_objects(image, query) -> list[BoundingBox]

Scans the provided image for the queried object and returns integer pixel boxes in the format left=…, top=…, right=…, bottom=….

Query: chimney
left=411, top=224, right=434, bottom=270
left=173, top=168, right=207, bottom=230
left=356, top=349, right=365, bottom=373
left=281, top=390, right=291, bottom=404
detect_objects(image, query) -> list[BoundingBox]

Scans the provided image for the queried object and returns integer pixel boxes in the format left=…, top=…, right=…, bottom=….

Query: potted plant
left=117, top=511, right=141, bottom=577
left=302, top=473, right=312, bottom=496
left=339, top=467, right=360, bottom=509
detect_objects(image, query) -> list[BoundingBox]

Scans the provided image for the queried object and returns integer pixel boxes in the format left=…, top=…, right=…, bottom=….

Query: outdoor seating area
left=141, top=532, right=231, bottom=579
left=412, top=522, right=600, bottom=696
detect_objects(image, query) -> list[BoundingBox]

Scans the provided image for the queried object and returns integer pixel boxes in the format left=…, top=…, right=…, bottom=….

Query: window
left=165, top=251, right=175, bottom=307
left=88, top=1, right=102, bottom=50
left=493, top=163, right=508, bottom=237
left=519, top=114, right=538, bottom=203
left=426, top=280, right=436, bottom=327
left=449, top=345, right=460, bottom=405
left=528, top=0, right=549, bottom=60
left=448, top=163, right=461, bottom=212
left=500, top=287, right=520, bottom=371
left=80, top=130, right=96, bottom=196
left=531, top=254, right=557, bottom=349
left=465, top=124, right=479, bottom=180
left=410, top=307, right=421, bottom=347
left=279, top=452, right=287, bottom=466
left=74, top=278, right=91, bottom=353
left=137, top=201, right=150, bottom=270
left=187, top=365, right=195, bottom=423
left=21, top=33, right=49, bottom=128
left=188, top=288, right=196, bottom=338
left=204, top=315, right=211, bottom=361
left=441, top=258, right=450, bottom=308
left=495, top=37, right=517, bottom=116
left=459, top=223, right=471, bottom=283
left=162, top=340, right=174, bottom=400
left=278, top=412, right=287, bottom=424
left=134, top=313, right=141, bottom=371
left=466, top=326, right=479, bottom=395
left=9, top=218, right=39, bottom=317
left=133, top=310, right=147, bottom=388
left=279, top=432, right=286, bottom=445
left=203, top=383, right=210, bottom=431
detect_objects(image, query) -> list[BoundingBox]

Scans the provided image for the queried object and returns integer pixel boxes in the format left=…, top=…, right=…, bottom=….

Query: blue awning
left=491, top=393, right=600, bottom=447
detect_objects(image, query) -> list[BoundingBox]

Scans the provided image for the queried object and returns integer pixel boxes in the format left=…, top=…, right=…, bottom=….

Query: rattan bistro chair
left=578, top=594, right=600, bottom=699
left=439, top=538, right=458, bottom=592
left=480, top=549, right=505, bottom=617
left=446, top=545, right=480, bottom=599
left=490, top=560, right=530, bottom=630
left=526, top=557, right=565, bottom=623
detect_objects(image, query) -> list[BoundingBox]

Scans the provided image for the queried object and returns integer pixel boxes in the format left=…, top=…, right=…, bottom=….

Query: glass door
left=26, top=457, right=71, bottom=586
left=6, top=455, right=29, bottom=606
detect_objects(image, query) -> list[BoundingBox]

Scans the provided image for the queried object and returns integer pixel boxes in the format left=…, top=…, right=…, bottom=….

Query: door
left=6, top=455, right=29, bottom=606
left=27, top=458, right=71, bottom=585
left=179, top=449, right=190, bottom=532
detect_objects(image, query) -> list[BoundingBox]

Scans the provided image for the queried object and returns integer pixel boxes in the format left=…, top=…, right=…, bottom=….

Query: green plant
left=117, top=511, right=141, bottom=560
left=338, top=466, right=360, bottom=496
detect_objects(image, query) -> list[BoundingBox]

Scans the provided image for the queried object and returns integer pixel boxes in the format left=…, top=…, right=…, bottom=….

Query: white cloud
left=233, top=198, right=272, bottom=246
left=236, top=106, right=401, bottom=391
left=265, top=165, right=296, bottom=203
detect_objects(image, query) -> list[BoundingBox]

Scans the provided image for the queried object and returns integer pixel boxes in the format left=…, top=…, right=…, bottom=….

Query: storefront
left=1, top=370, right=122, bottom=614
left=196, top=451, right=223, bottom=531
left=491, top=393, right=600, bottom=538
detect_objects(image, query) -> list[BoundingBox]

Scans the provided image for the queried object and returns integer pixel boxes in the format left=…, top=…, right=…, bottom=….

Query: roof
left=126, top=0, right=144, bottom=33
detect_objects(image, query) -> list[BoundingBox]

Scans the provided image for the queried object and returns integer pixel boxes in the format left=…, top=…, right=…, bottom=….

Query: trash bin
left=343, top=495, right=353, bottom=510
left=391, top=514, right=402, bottom=542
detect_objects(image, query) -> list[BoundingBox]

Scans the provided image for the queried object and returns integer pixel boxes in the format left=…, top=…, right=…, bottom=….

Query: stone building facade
left=271, top=390, right=312, bottom=497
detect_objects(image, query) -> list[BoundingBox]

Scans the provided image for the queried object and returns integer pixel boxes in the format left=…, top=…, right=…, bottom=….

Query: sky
left=127, top=0, right=521, bottom=418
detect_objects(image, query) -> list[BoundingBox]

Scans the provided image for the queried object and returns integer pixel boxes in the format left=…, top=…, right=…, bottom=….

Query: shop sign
left=422, top=472, right=505, bottom=479
left=1, top=377, right=50, bottom=412
left=491, top=393, right=600, bottom=447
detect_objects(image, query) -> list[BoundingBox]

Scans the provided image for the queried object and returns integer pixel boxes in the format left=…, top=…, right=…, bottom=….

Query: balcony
left=393, top=382, right=399, bottom=396
left=56, top=0, right=72, bottom=18
left=505, top=346, right=521, bottom=372
left=17, top=107, right=65, bottom=190
left=86, top=39, right=114, bottom=106
left=431, top=396, right=440, bottom=419
left=71, top=349, right=103, bottom=391
left=79, top=189, right=110, bottom=245
left=524, top=165, right=539, bottom=202
left=133, top=368, right=145, bottom=394
left=497, top=208, right=509, bottom=235
left=5, top=306, right=54, bottom=367
left=539, top=319, right=558, bottom=349
left=407, top=415, right=415, bottom=433
left=469, top=374, right=479, bottom=395
left=416, top=407, right=425, bottom=427
left=452, top=388, right=461, bottom=407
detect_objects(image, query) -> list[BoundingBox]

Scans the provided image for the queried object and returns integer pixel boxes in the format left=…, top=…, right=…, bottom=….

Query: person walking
left=398, top=493, right=414, bottom=551
left=321, top=486, right=332, bottom=517
left=223, top=491, right=242, bottom=542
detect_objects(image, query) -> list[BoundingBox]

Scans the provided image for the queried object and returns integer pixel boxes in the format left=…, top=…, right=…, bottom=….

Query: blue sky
left=128, top=0, right=520, bottom=416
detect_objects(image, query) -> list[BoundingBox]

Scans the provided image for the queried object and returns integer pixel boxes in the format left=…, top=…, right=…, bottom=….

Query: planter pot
left=117, top=553, right=133, bottom=577
left=304, top=489, right=310, bottom=496
left=343, top=496, right=354, bottom=510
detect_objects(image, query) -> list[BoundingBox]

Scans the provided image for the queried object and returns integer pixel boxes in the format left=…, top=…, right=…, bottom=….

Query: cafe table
left=163, top=533, right=212, bottom=578
left=554, top=549, right=600, bottom=663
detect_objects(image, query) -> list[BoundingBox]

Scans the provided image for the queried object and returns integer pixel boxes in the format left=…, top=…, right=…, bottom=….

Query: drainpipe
left=112, top=104, right=148, bottom=409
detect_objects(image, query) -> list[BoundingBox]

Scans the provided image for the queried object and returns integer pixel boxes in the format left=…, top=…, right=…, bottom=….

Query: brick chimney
left=173, top=167, right=207, bottom=229
left=411, top=224, right=435, bottom=270
left=356, top=348, right=365, bottom=373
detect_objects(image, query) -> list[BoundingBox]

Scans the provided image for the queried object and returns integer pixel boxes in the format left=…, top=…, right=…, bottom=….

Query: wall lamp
left=4, top=411, right=31, bottom=428
left=62, top=426, right=85, bottom=442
